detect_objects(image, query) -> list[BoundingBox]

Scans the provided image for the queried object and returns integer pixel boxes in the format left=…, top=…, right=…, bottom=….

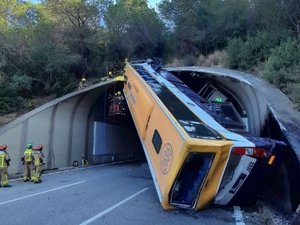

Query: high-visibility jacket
left=32, top=151, right=44, bottom=166
left=24, top=149, right=33, bottom=163
left=0, top=151, right=9, bottom=168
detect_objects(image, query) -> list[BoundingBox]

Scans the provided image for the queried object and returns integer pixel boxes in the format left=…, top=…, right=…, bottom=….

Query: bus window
left=170, top=153, right=215, bottom=208
left=152, top=129, right=162, bottom=154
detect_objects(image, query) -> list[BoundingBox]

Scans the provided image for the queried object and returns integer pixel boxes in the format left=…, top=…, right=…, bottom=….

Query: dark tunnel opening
left=88, top=82, right=145, bottom=165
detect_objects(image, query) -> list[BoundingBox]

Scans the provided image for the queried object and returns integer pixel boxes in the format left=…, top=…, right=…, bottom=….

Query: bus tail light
left=232, top=147, right=270, bottom=159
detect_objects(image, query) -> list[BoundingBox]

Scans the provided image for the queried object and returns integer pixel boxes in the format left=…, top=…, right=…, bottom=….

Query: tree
left=26, top=23, right=80, bottom=95
left=0, top=0, right=39, bottom=72
left=282, top=0, right=300, bottom=38
left=158, top=0, right=251, bottom=58
left=105, top=0, right=165, bottom=68
left=43, top=0, right=112, bottom=77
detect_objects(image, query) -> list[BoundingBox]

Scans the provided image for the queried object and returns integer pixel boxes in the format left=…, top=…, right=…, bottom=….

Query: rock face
left=166, top=66, right=300, bottom=212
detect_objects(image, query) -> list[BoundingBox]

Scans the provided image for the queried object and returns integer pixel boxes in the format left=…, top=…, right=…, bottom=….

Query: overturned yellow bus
left=123, top=60, right=285, bottom=210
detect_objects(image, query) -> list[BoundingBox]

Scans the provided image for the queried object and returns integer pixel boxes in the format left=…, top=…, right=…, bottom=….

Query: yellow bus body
left=123, top=63, right=234, bottom=210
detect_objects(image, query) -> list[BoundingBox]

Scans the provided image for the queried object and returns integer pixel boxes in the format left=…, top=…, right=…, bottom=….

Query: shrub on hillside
left=0, top=96, right=25, bottom=116
left=225, top=38, right=246, bottom=69
left=11, top=74, right=33, bottom=97
left=226, top=32, right=282, bottom=70
left=0, top=73, right=29, bottom=115
left=263, top=39, right=300, bottom=108
left=50, top=74, right=77, bottom=97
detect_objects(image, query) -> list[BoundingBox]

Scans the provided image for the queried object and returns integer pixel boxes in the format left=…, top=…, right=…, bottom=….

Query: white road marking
left=9, top=160, right=139, bottom=182
left=79, top=187, right=149, bottom=225
left=233, top=206, right=246, bottom=225
left=9, top=166, right=99, bottom=181
left=0, top=181, right=85, bottom=206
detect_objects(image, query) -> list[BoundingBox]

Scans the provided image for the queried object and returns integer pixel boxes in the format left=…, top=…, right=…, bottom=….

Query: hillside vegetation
left=1, top=0, right=300, bottom=118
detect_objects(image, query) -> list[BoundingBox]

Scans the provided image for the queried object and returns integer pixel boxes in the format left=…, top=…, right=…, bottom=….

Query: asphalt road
left=1, top=162, right=264, bottom=225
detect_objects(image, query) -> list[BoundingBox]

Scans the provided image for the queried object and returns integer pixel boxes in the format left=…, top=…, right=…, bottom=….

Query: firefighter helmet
left=26, top=143, right=33, bottom=149
left=0, top=144, right=7, bottom=150
left=37, top=144, right=43, bottom=151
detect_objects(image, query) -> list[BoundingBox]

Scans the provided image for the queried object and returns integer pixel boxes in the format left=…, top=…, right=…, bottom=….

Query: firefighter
left=78, top=77, right=88, bottom=89
left=0, top=144, right=11, bottom=187
left=32, top=144, right=44, bottom=183
left=21, top=143, right=34, bottom=182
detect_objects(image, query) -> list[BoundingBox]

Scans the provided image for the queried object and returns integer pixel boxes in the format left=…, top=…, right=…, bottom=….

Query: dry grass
left=0, top=113, right=17, bottom=127
left=0, top=95, right=55, bottom=127
left=196, top=50, right=227, bottom=67
left=166, top=55, right=197, bottom=67
left=166, top=50, right=227, bottom=67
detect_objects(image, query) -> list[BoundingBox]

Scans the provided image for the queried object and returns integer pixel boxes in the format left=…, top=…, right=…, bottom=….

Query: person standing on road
left=32, top=144, right=44, bottom=183
left=21, top=143, right=34, bottom=182
left=0, top=144, right=11, bottom=187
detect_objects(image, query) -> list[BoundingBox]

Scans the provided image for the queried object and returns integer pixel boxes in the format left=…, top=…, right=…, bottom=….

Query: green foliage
left=224, top=38, right=245, bottom=69
left=1, top=0, right=300, bottom=116
left=10, top=74, right=33, bottom=97
left=0, top=97, right=17, bottom=115
left=226, top=32, right=284, bottom=70
left=159, top=0, right=251, bottom=57
left=105, top=0, right=165, bottom=64
left=263, top=39, right=300, bottom=91
left=0, top=74, right=26, bottom=115
left=44, top=0, right=113, bottom=77
left=49, top=73, right=78, bottom=97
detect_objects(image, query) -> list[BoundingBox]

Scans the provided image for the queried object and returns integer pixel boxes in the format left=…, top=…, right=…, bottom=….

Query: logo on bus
left=160, top=143, right=173, bottom=175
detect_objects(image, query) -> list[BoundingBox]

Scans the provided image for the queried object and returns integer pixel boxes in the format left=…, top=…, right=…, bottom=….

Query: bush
left=263, top=39, right=300, bottom=107
left=0, top=96, right=24, bottom=115
left=225, top=37, right=246, bottom=69
left=10, top=74, right=33, bottom=97
left=50, top=74, right=77, bottom=97
left=226, top=32, right=282, bottom=70
left=0, top=73, right=30, bottom=115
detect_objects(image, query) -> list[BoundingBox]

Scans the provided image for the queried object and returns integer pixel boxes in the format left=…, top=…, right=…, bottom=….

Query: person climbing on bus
left=0, top=144, right=11, bottom=187
left=21, top=143, right=34, bottom=182
left=32, top=144, right=44, bottom=183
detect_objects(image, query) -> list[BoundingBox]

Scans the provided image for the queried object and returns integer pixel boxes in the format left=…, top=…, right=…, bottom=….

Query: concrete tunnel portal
left=0, top=79, right=144, bottom=176
left=0, top=66, right=299, bottom=211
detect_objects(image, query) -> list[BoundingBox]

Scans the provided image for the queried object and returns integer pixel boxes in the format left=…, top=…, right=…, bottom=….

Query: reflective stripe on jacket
left=24, top=149, right=33, bottom=162
left=0, top=151, right=7, bottom=168
left=34, top=154, right=43, bottom=166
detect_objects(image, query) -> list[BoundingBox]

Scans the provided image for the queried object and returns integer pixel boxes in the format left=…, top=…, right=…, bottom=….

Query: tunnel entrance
left=89, top=82, right=144, bottom=165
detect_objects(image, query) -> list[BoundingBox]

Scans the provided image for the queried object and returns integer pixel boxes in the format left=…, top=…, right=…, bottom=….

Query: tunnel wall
left=0, top=81, right=116, bottom=175
left=92, top=122, right=143, bottom=163
left=213, top=76, right=269, bottom=136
